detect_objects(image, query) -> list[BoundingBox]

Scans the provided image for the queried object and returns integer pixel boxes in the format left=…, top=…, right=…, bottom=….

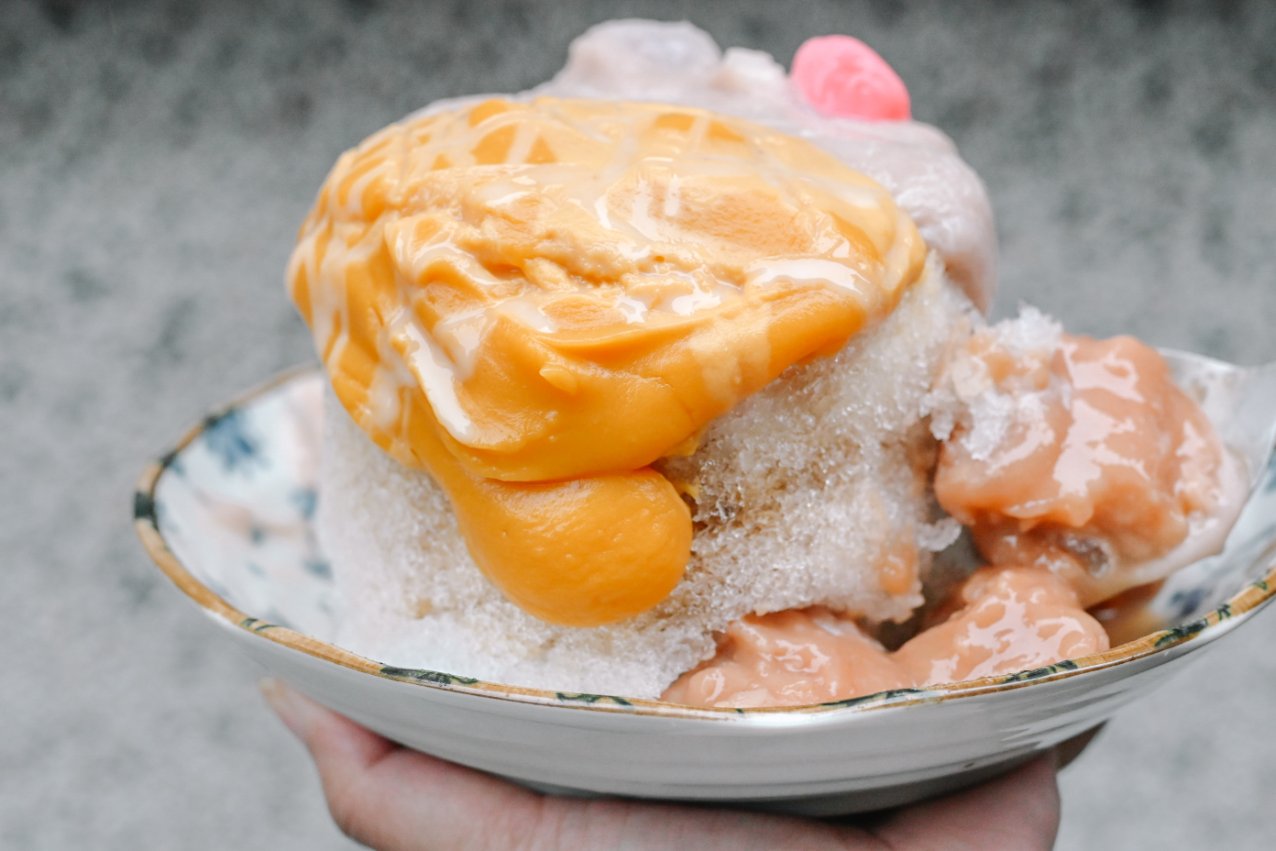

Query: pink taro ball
left=792, top=35, right=911, bottom=121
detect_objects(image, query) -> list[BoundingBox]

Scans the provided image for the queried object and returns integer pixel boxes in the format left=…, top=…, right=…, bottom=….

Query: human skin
left=262, top=681, right=1063, bottom=851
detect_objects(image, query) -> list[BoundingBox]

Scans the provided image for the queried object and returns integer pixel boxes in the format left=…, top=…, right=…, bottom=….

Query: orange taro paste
left=288, top=97, right=926, bottom=626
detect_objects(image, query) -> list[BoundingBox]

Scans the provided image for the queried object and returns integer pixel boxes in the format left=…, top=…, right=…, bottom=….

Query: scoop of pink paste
left=791, top=35, right=911, bottom=121
left=895, top=566, right=1109, bottom=686
left=661, top=607, right=909, bottom=708
left=662, top=568, right=1109, bottom=708
left=935, top=332, right=1228, bottom=606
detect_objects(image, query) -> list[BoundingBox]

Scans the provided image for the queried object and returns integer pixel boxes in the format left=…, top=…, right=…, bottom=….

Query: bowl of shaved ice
left=135, top=20, right=1276, bottom=814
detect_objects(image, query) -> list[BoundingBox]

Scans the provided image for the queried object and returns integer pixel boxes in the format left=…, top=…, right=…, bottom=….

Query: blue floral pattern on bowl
left=149, top=372, right=337, bottom=640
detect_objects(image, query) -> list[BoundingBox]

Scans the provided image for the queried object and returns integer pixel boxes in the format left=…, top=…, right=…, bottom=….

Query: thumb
left=260, top=680, right=546, bottom=851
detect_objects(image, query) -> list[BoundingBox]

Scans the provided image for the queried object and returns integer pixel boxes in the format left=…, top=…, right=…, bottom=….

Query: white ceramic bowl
left=135, top=364, right=1276, bottom=815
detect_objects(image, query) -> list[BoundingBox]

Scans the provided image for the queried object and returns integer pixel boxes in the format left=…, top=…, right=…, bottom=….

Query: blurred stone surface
left=2, top=1, right=1273, bottom=847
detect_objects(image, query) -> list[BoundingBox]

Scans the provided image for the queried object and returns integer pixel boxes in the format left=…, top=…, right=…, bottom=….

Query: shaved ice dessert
left=288, top=20, right=1244, bottom=704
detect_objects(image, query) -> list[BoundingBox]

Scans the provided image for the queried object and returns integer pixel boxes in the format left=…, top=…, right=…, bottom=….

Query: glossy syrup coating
left=662, top=567, right=1109, bottom=708
left=662, top=607, right=912, bottom=708
left=935, top=331, right=1233, bottom=606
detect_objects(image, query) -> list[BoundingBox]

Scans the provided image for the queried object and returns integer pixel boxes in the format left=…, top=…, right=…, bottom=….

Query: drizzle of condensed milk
left=288, top=97, right=926, bottom=626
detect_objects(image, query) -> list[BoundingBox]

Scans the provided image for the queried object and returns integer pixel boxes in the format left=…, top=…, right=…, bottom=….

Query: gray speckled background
left=3, top=1, right=1274, bottom=848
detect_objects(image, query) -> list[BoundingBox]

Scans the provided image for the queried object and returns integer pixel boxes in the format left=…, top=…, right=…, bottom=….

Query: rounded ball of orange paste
left=455, top=469, right=692, bottom=627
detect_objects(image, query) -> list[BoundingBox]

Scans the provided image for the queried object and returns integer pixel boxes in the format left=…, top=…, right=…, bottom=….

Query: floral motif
left=381, top=666, right=480, bottom=687
left=202, top=409, right=262, bottom=473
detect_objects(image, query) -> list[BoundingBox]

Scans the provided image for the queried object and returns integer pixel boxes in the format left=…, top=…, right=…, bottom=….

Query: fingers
left=261, top=679, right=1065, bottom=851
left=871, top=755, right=1061, bottom=851
left=257, top=680, right=893, bottom=850
left=261, top=678, right=396, bottom=780
left=261, top=680, right=546, bottom=851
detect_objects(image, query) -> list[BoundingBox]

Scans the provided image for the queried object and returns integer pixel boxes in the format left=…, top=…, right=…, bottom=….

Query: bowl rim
left=133, top=367, right=1276, bottom=721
